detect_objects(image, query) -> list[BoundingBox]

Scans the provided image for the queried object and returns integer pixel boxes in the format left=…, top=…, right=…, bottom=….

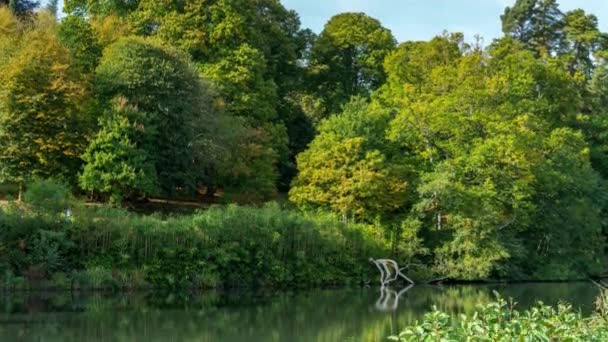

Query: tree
left=45, top=0, right=58, bottom=17
left=308, top=12, right=396, bottom=116
left=0, top=6, right=22, bottom=63
left=80, top=98, right=157, bottom=204
left=381, top=36, right=603, bottom=279
left=216, top=120, right=279, bottom=203
left=128, top=0, right=310, bottom=192
left=92, top=37, right=219, bottom=197
left=128, top=0, right=302, bottom=84
left=375, top=33, right=464, bottom=108
left=560, top=9, right=604, bottom=78
left=290, top=98, right=410, bottom=222
left=1, top=0, right=38, bottom=17
left=501, top=0, right=563, bottom=56
left=501, top=1, right=608, bottom=78
left=58, top=15, right=102, bottom=75
left=64, top=0, right=138, bottom=17
left=0, top=12, right=89, bottom=199
left=200, top=44, right=278, bottom=124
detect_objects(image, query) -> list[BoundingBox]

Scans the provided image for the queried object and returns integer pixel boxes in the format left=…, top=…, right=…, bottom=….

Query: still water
left=0, top=282, right=602, bottom=342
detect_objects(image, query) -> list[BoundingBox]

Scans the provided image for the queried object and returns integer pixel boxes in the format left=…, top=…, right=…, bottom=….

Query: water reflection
left=0, top=282, right=602, bottom=342
left=375, top=285, right=414, bottom=312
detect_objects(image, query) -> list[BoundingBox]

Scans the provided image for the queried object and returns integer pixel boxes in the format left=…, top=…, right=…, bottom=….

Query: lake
left=0, top=282, right=602, bottom=341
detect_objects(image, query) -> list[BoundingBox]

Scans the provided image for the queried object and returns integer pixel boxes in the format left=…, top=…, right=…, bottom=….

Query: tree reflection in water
left=0, top=283, right=601, bottom=342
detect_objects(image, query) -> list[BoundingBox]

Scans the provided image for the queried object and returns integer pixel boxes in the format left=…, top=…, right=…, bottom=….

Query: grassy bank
left=0, top=201, right=390, bottom=291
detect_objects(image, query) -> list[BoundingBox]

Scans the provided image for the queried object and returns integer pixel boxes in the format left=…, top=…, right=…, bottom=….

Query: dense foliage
left=390, top=293, right=608, bottom=341
left=0, top=184, right=388, bottom=290
left=1, top=0, right=608, bottom=282
left=81, top=37, right=220, bottom=200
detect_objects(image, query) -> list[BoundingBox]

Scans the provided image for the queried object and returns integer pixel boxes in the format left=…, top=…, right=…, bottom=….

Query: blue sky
left=42, top=0, right=608, bottom=44
left=281, top=0, right=608, bottom=43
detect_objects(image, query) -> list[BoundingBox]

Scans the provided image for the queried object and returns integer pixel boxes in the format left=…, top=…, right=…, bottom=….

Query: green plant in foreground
left=390, top=292, right=608, bottom=341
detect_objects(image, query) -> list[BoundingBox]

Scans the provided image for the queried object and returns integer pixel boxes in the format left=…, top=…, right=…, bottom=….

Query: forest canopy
left=1, top=0, right=608, bottom=281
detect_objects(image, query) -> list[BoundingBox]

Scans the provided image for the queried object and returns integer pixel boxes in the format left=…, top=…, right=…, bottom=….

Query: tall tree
left=0, top=12, right=89, bottom=198
left=80, top=98, right=157, bottom=204
left=290, top=97, right=411, bottom=222
left=58, top=15, right=102, bottom=75
left=45, top=0, right=58, bottom=17
left=308, top=12, right=396, bottom=116
left=380, top=36, right=603, bottom=279
left=128, top=0, right=310, bottom=192
left=560, top=9, right=604, bottom=78
left=91, top=37, right=219, bottom=197
left=501, top=0, right=563, bottom=56
left=1, top=0, right=38, bottom=17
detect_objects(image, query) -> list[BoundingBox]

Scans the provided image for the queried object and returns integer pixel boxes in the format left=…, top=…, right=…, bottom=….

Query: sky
left=40, top=0, right=608, bottom=44
left=281, top=0, right=608, bottom=44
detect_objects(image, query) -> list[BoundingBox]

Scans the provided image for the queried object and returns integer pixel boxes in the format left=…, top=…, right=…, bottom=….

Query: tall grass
left=0, top=202, right=390, bottom=290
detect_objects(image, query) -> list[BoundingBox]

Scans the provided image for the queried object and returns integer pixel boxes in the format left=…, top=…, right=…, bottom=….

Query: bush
left=23, top=179, right=72, bottom=213
left=0, top=183, right=18, bottom=199
left=389, top=293, right=608, bottom=341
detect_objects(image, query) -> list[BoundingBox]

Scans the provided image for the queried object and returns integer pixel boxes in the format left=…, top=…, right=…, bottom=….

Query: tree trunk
left=17, top=183, right=23, bottom=202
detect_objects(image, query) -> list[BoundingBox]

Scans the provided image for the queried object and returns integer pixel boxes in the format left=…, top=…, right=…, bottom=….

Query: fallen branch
left=426, top=276, right=449, bottom=285
left=590, top=278, right=607, bottom=289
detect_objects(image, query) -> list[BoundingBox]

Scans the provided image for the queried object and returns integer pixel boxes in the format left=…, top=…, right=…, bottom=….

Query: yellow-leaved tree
left=0, top=11, right=90, bottom=199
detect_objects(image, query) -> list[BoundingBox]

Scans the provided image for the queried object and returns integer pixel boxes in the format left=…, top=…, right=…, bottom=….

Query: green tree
left=80, top=98, right=157, bottom=204
left=580, top=63, right=608, bottom=179
left=382, top=36, right=603, bottom=279
left=501, top=0, right=563, bottom=56
left=200, top=44, right=278, bottom=124
left=64, top=0, right=138, bottom=17
left=0, top=12, right=89, bottom=199
left=590, top=62, right=608, bottom=110
left=58, top=15, right=102, bottom=75
left=216, top=120, right=279, bottom=203
left=128, top=0, right=310, bottom=193
left=560, top=9, right=604, bottom=78
left=290, top=98, right=410, bottom=222
left=199, top=44, right=289, bottom=193
left=92, top=37, right=218, bottom=197
left=308, top=12, right=396, bottom=116
left=375, top=33, right=465, bottom=108
left=45, top=0, right=58, bottom=17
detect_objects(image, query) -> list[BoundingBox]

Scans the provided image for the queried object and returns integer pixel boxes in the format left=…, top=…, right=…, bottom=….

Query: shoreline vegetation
left=389, top=292, right=608, bottom=341
left=1, top=0, right=608, bottom=289
left=1, top=182, right=389, bottom=292
left=1, top=180, right=607, bottom=293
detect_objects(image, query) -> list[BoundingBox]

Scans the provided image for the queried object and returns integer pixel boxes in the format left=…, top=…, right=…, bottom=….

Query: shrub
left=0, top=183, right=18, bottom=199
left=389, top=293, right=608, bottom=341
left=23, top=179, right=72, bottom=213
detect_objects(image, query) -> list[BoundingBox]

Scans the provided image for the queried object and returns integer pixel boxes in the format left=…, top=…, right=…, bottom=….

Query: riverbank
left=1, top=201, right=392, bottom=291
left=2, top=196, right=608, bottom=292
